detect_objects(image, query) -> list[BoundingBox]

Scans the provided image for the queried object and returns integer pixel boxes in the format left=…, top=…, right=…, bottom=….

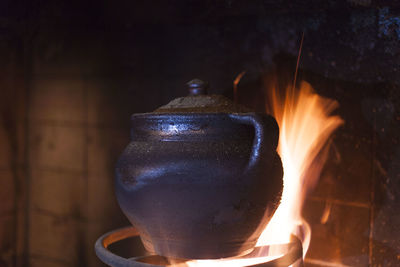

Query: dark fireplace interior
left=0, top=1, right=399, bottom=266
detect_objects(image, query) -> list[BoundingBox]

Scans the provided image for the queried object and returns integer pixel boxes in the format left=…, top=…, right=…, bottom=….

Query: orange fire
left=257, top=81, right=344, bottom=252
left=180, top=81, right=343, bottom=267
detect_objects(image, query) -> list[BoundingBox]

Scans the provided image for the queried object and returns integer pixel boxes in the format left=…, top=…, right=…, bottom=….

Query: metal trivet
left=95, top=227, right=303, bottom=267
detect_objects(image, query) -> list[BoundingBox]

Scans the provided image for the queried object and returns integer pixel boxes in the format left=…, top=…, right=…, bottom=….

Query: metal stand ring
left=95, top=227, right=303, bottom=267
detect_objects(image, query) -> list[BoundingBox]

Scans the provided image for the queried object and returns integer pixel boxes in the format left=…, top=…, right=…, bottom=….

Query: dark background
left=0, top=1, right=399, bottom=266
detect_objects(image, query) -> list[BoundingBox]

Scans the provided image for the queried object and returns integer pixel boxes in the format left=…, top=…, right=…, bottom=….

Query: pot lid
left=153, top=79, right=251, bottom=113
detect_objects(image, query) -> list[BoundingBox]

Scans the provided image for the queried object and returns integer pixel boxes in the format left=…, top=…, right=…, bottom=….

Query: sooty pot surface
left=115, top=79, right=283, bottom=259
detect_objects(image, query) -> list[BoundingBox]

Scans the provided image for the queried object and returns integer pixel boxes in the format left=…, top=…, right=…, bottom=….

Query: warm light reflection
left=175, top=255, right=283, bottom=267
left=181, top=81, right=343, bottom=267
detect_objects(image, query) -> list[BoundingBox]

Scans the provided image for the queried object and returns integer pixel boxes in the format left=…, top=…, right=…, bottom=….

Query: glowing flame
left=256, top=81, right=344, bottom=254
left=233, top=71, right=246, bottom=103
left=182, top=81, right=343, bottom=267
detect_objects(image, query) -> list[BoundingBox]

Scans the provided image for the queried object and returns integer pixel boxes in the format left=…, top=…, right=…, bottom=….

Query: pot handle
left=229, top=113, right=279, bottom=172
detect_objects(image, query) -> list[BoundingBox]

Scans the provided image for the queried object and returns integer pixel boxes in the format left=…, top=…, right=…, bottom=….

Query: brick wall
left=0, top=35, right=26, bottom=267
left=300, top=77, right=399, bottom=266
left=26, top=36, right=145, bottom=266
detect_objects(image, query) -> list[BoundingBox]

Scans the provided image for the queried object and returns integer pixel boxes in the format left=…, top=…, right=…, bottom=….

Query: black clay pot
left=115, top=79, right=283, bottom=259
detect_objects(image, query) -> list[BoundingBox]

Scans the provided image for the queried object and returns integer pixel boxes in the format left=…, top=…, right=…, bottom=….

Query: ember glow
left=181, top=81, right=343, bottom=267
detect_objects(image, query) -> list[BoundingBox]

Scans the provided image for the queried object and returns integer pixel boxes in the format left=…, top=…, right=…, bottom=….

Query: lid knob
left=187, top=79, right=208, bottom=96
